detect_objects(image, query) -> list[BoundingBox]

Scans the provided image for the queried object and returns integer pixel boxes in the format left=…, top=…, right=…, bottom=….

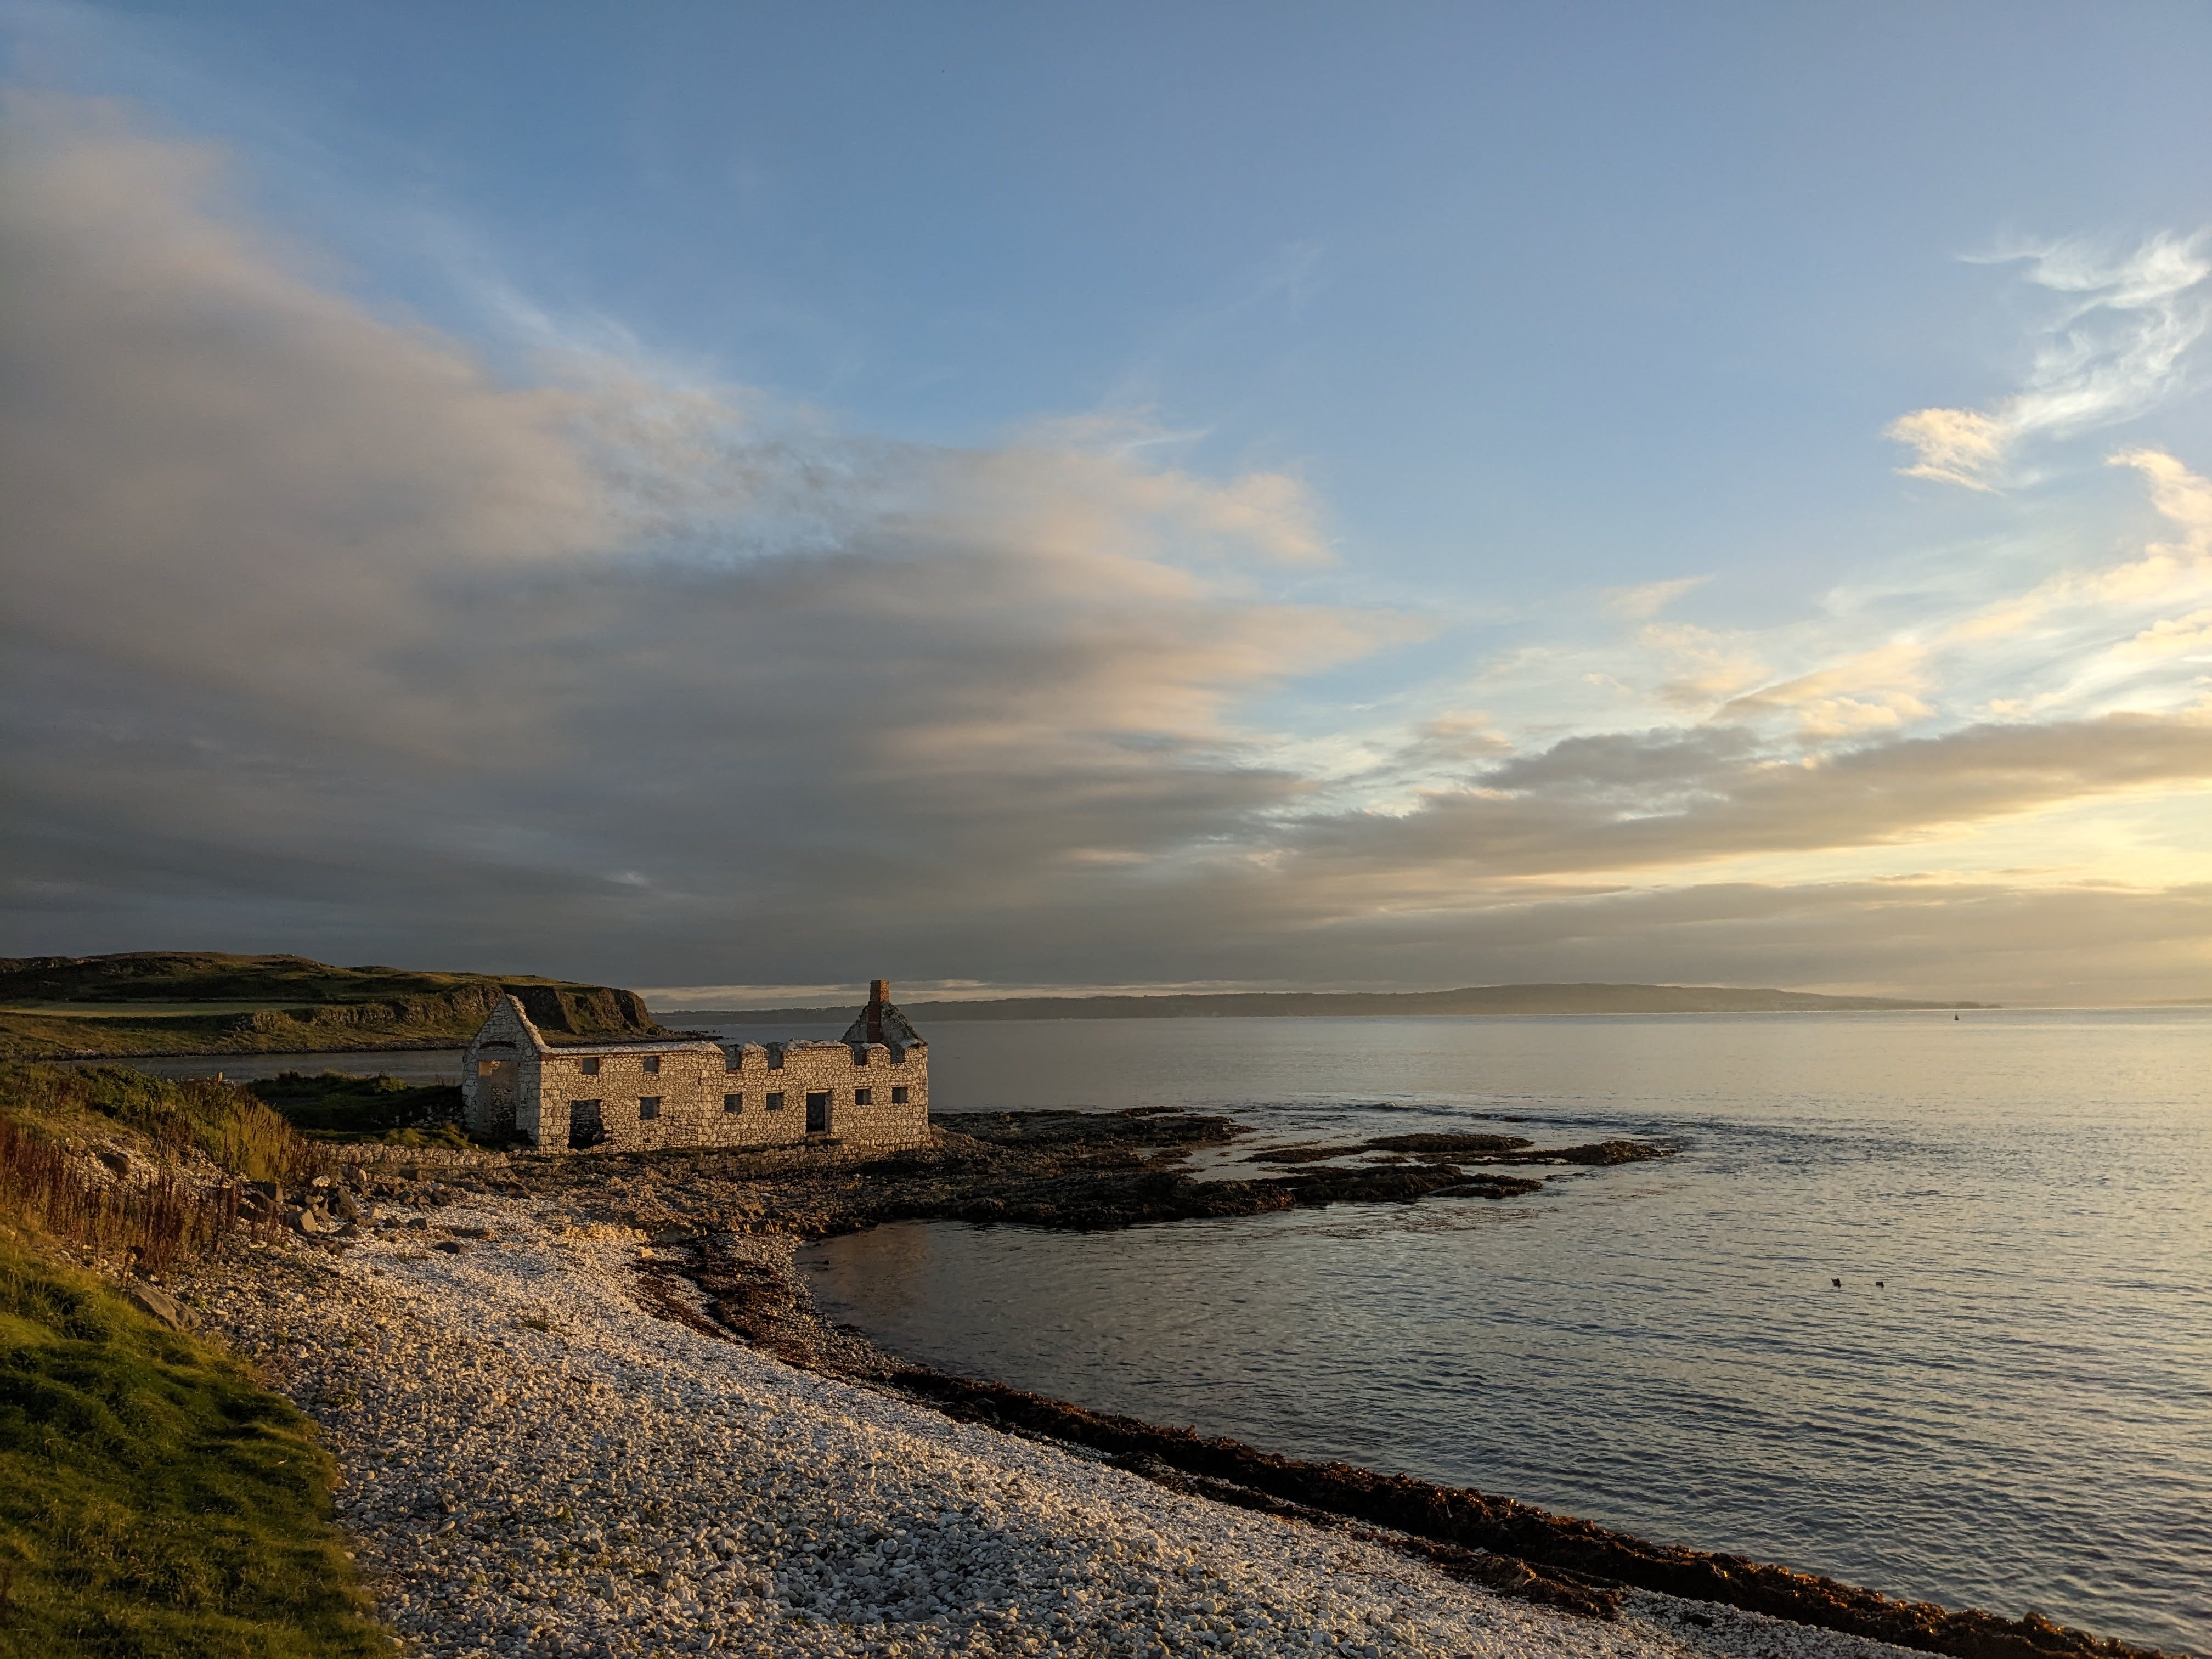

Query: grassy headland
left=0, top=1065, right=385, bottom=1656
left=0, top=951, right=669, bottom=1060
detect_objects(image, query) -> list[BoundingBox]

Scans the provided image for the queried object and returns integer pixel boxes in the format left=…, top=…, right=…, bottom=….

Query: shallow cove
left=797, top=1008, right=2212, bottom=1656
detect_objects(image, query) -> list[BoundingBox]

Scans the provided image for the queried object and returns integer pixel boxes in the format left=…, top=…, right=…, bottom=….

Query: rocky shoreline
left=185, top=1194, right=1937, bottom=1659
left=510, top=1108, right=1668, bottom=1235
left=195, top=1113, right=2172, bottom=1659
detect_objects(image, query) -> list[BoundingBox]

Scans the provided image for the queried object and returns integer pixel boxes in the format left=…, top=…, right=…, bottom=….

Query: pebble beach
left=194, top=1193, right=1934, bottom=1659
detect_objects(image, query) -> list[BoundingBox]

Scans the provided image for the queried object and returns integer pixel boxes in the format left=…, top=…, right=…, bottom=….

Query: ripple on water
left=795, top=1009, right=2212, bottom=1656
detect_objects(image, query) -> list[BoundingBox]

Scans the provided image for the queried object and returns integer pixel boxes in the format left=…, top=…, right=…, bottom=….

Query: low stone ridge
left=877, top=1373, right=2160, bottom=1659
left=510, top=1107, right=1630, bottom=1234
left=667, top=1232, right=2170, bottom=1659
left=1249, top=1131, right=1672, bottom=1171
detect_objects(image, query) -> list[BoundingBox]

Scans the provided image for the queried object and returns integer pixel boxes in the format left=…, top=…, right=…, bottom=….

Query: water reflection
left=800, top=1010, right=2212, bottom=1655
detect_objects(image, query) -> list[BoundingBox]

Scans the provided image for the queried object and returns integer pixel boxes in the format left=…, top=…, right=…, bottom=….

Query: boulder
left=126, top=1283, right=195, bottom=1330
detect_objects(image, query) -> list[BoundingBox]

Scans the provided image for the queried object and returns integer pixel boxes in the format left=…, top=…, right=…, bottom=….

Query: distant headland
left=664, top=982, right=2000, bottom=1024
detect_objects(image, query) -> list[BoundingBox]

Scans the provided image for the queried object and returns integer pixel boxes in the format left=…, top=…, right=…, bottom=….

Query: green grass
left=244, top=1073, right=467, bottom=1147
left=0, top=1005, right=331, bottom=1020
left=0, top=953, right=666, bottom=1060
left=0, top=1233, right=385, bottom=1657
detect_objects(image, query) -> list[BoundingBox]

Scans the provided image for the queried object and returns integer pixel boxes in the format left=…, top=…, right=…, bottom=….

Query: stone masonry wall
left=464, top=997, right=928, bottom=1154
left=535, top=1040, right=927, bottom=1154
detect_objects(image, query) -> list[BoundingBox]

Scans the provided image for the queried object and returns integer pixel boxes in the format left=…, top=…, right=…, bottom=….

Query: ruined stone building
left=460, top=980, right=929, bottom=1153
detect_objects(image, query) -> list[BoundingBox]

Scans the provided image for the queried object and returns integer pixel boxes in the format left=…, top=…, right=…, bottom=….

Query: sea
left=118, top=1008, right=2211, bottom=1651
left=789, top=1009, right=2210, bottom=1655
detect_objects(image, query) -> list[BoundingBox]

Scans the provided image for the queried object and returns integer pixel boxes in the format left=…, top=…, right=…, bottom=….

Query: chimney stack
left=869, top=979, right=890, bottom=1006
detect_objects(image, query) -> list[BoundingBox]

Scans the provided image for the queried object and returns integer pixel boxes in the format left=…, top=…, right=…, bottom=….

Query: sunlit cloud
left=1887, top=232, right=2212, bottom=489
left=7, top=91, right=2212, bottom=1003
left=1599, top=574, right=1709, bottom=619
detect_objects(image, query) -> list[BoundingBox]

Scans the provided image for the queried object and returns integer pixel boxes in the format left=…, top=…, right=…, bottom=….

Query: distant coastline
left=662, top=981, right=2000, bottom=1024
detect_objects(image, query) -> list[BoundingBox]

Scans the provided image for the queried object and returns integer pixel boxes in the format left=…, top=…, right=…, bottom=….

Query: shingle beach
left=195, top=1194, right=1928, bottom=1659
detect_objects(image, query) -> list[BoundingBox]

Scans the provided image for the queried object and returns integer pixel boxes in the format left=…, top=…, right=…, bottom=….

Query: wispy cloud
left=7, top=92, right=2212, bottom=1002
left=1888, top=232, right=2212, bottom=489
left=1599, top=574, right=1709, bottom=619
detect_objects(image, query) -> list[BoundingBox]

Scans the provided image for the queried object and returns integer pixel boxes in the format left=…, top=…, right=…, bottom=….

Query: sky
left=4, top=2, right=2211, bottom=1005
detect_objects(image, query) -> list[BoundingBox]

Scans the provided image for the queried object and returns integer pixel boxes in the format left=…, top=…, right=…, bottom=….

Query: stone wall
left=461, top=996, right=928, bottom=1154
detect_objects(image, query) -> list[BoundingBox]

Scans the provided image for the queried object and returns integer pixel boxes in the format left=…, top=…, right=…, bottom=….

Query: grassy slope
left=244, top=1073, right=469, bottom=1149
left=0, top=951, right=668, bottom=1060
left=0, top=1235, right=383, bottom=1658
left=0, top=1008, right=489, bottom=1062
left=0, top=1068, right=385, bottom=1656
left=2, top=1066, right=316, bottom=1187
left=0, top=953, right=588, bottom=1007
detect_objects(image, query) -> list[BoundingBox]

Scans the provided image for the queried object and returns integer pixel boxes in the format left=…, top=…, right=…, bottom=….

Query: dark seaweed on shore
left=458, top=1108, right=2166, bottom=1659
left=882, top=1370, right=2164, bottom=1659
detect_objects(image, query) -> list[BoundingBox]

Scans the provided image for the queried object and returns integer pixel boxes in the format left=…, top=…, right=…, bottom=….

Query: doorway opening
left=805, top=1091, right=831, bottom=1134
left=568, top=1099, right=605, bottom=1150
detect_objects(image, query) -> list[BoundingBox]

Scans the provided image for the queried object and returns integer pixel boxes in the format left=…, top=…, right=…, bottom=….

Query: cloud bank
left=5, top=95, right=2210, bottom=1002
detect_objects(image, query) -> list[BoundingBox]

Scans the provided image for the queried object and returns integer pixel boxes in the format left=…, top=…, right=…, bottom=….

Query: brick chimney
left=869, top=979, right=890, bottom=1006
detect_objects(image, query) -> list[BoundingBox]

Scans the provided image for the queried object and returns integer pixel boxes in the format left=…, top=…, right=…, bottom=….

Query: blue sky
left=5, top=3, right=2212, bottom=1001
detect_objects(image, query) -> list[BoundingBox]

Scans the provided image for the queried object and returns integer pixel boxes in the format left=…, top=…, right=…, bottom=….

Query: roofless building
left=460, top=980, right=929, bottom=1152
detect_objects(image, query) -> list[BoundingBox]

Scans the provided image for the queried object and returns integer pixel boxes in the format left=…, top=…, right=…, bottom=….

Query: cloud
left=6, top=92, right=2212, bottom=1004
left=1887, top=232, right=2212, bottom=489
left=1637, top=622, right=1769, bottom=708
left=1944, top=449, right=2212, bottom=645
left=0, top=92, right=1396, bottom=985
left=1279, top=711, right=2212, bottom=891
left=1886, top=407, right=2007, bottom=490
left=1599, top=575, right=1709, bottom=619
left=1717, top=642, right=1932, bottom=736
left=2115, top=608, right=2212, bottom=662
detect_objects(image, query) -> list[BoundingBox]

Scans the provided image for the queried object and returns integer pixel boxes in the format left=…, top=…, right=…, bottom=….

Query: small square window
left=890, top=1086, right=909, bottom=1104
left=852, top=1045, right=870, bottom=1066
left=768, top=1045, right=786, bottom=1071
left=724, top=1047, right=743, bottom=1073
left=641, top=1055, right=662, bottom=1075
left=579, top=1056, right=601, bottom=1076
left=854, top=1088, right=872, bottom=1107
left=723, top=1092, right=743, bottom=1113
left=639, top=1096, right=662, bottom=1119
left=765, top=1091, right=786, bottom=1111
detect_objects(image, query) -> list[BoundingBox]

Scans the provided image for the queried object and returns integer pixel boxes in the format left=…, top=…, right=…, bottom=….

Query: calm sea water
left=793, top=1011, right=2212, bottom=1655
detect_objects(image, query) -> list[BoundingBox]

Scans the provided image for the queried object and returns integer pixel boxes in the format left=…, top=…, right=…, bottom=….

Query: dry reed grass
left=0, top=1065, right=328, bottom=1276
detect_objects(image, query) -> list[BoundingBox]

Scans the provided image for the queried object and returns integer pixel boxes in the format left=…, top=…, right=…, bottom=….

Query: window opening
left=890, top=1086, right=910, bottom=1104
left=639, top=1096, right=662, bottom=1120
left=723, top=1092, right=743, bottom=1113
